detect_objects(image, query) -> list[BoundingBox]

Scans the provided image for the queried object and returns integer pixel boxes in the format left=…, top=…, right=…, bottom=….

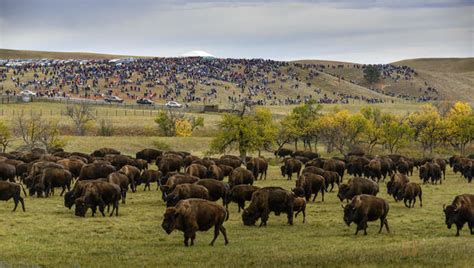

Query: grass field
left=0, top=167, right=473, bottom=267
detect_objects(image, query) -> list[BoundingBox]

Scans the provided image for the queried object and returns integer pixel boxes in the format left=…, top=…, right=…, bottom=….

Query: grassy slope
left=0, top=167, right=473, bottom=267
left=0, top=49, right=142, bottom=60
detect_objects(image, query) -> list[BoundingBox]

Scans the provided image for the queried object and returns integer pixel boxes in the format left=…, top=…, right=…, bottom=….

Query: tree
left=360, top=107, right=383, bottom=154
left=0, top=121, right=12, bottom=153
left=13, top=114, right=67, bottom=152
left=408, top=104, right=447, bottom=155
left=155, top=110, right=204, bottom=137
left=445, top=102, right=474, bottom=154
left=284, top=100, right=322, bottom=151
left=363, top=65, right=381, bottom=84
left=66, top=103, right=96, bottom=136
left=380, top=114, right=412, bottom=153
left=210, top=108, right=277, bottom=162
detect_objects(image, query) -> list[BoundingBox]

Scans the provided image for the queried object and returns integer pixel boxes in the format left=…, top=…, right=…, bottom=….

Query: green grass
left=1, top=168, right=473, bottom=267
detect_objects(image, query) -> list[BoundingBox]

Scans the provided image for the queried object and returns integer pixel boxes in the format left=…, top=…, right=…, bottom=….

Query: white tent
left=181, top=50, right=216, bottom=58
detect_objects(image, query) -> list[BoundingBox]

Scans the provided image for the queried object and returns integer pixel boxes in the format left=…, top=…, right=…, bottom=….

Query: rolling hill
left=0, top=49, right=472, bottom=104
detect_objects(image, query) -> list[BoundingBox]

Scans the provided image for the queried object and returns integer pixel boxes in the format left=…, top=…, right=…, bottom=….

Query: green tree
left=285, top=100, right=322, bottom=151
left=380, top=114, right=413, bottom=153
left=407, top=104, right=447, bottom=155
left=445, top=102, right=474, bottom=154
left=363, top=65, right=381, bottom=84
left=210, top=108, right=277, bottom=162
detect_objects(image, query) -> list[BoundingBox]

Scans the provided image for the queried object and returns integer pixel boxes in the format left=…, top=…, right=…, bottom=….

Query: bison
left=0, top=181, right=26, bottom=212
left=223, top=184, right=260, bottom=212
left=74, top=181, right=121, bottom=217
left=280, top=158, right=302, bottom=181
left=397, top=182, right=422, bottom=208
left=162, top=198, right=229, bottom=246
left=228, top=167, right=254, bottom=188
left=242, top=187, right=294, bottom=226
left=195, top=179, right=228, bottom=203
left=443, top=194, right=474, bottom=236
left=136, top=148, right=162, bottom=163
left=295, top=173, right=325, bottom=202
left=342, top=194, right=390, bottom=235
left=137, top=170, right=162, bottom=191
left=166, top=183, right=210, bottom=207
left=337, top=177, right=379, bottom=202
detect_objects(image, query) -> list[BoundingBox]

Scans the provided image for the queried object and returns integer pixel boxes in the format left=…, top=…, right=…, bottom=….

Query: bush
left=98, top=119, right=114, bottom=136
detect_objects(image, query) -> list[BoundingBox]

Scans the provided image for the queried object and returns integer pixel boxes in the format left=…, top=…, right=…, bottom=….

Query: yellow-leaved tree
left=445, top=102, right=474, bottom=154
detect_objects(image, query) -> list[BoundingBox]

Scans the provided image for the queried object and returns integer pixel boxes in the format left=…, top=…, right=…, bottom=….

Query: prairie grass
left=0, top=167, right=473, bottom=267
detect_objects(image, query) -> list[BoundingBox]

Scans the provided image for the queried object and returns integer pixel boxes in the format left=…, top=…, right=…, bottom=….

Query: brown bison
left=57, top=158, right=85, bottom=179
left=217, top=164, right=234, bottom=178
left=0, top=181, right=26, bottom=212
left=119, top=165, right=140, bottom=192
left=158, top=157, right=184, bottom=176
left=323, top=158, right=345, bottom=181
left=166, top=183, right=210, bottom=207
left=342, top=194, right=390, bottom=235
left=162, top=198, right=229, bottom=246
left=78, top=163, right=116, bottom=181
left=242, top=187, right=294, bottom=226
left=292, top=151, right=319, bottom=160
left=397, top=182, right=422, bottom=208
left=274, top=148, right=293, bottom=158
left=195, top=179, right=228, bottom=203
left=186, top=163, right=208, bottom=179
left=305, top=158, right=326, bottom=168
left=346, top=157, right=370, bottom=178
left=337, top=177, right=379, bottom=202
left=91, top=148, right=121, bottom=157
left=293, top=196, right=307, bottom=223
left=223, top=185, right=260, bottom=212
left=137, top=170, right=162, bottom=191
left=219, top=156, right=241, bottom=169
left=107, top=171, right=130, bottom=204
left=228, top=167, right=254, bottom=188
left=74, top=181, right=121, bottom=217
left=321, top=170, right=340, bottom=192
left=365, top=159, right=382, bottom=182
left=136, top=148, right=162, bottom=163
left=419, top=162, right=442, bottom=184
left=29, top=167, right=73, bottom=197
left=386, top=173, right=410, bottom=201
left=280, top=158, right=302, bottom=181
left=207, top=164, right=224, bottom=181
left=443, top=194, right=474, bottom=236
left=0, top=162, right=16, bottom=182
left=246, top=157, right=268, bottom=180
left=160, top=174, right=200, bottom=201
left=295, top=173, right=325, bottom=202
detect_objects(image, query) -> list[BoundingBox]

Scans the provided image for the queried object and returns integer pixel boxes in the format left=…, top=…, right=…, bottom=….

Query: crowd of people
left=0, top=57, right=435, bottom=106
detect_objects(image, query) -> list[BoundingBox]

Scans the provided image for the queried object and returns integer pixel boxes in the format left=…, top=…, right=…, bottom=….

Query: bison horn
left=341, top=204, right=346, bottom=209
left=443, top=204, right=446, bottom=211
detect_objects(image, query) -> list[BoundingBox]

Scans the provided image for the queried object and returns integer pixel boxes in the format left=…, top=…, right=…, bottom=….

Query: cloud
left=1, top=0, right=473, bottom=62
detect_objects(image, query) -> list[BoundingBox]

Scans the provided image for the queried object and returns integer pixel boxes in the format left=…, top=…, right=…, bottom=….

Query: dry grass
left=0, top=48, right=143, bottom=60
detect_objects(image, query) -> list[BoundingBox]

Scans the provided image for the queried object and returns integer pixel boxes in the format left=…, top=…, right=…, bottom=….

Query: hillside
left=0, top=49, right=472, bottom=104
left=0, top=49, right=141, bottom=60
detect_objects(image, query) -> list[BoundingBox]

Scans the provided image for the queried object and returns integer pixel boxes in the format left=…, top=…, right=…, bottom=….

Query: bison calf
left=162, top=198, right=229, bottom=246
left=293, top=197, right=306, bottom=223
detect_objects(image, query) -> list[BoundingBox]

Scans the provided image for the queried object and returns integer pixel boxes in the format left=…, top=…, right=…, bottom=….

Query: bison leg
left=321, top=188, right=324, bottom=202
left=12, top=196, right=19, bottom=212
left=60, top=186, right=66, bottom=197
left=209, top=225, right=220, bottom=246
left=384, top=219, right=390, bottom=233
left=220, top=225, right=229, bottom=245
left=419, top=193, right=422, bottom=207
left=184, top=234, right=190, bottom=247
left=19, top=196, right=25, bottom=212
left=404, top=199, right=410, bottom=208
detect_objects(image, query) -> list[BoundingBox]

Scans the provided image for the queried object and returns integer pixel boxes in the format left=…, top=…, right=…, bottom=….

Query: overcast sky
left=0, top=0, right=473, bottom=63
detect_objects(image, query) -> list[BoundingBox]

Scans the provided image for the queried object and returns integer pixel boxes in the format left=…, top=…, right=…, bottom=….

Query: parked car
left=165, top=101, right=182, bottom=108
left=137, top=98, right=154, bottom=105
left=104, top=96, right=124, bottom=103
left=19, top=90, right=36, bottom=97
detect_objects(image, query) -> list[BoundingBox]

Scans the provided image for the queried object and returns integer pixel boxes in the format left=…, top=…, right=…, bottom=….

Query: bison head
left=342, top=203, right=356, bottom=226
left=337, top=184, right=350, bottom=202
left=74, top=198, right=87, bottom=217
left=64, top=191, right=75, bottom=209
left=443, top=204, right=458, bottom=229
left=386, top=181, right=393, bottom=195
left=166, top=191, right=180, bottom=207
left=242, top=209, right=258, bottom=226
left=162, top=207, right=178, bottom=234
left=292, top=187, right=305, bottom=197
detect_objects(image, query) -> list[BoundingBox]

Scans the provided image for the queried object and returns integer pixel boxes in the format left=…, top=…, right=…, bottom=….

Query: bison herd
left=1, top=147, right=473, bottom=246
